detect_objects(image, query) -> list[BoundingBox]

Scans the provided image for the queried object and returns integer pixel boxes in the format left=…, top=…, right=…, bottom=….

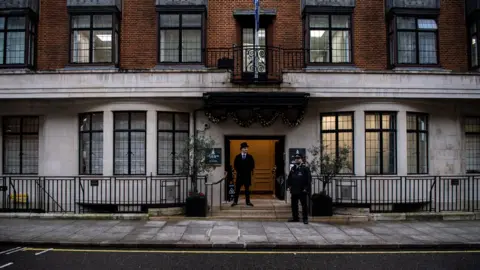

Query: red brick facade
left=34, top=0, right=468, bottom=71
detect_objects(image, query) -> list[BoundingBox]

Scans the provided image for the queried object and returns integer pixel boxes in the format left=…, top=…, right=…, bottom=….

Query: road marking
left=35, top=248, right=53, bottom=256
left=23, top=248, right=480, bottom=255
left=0, top=247, right=21, bottom=255
left=5, top=247, right=24, bottom=255
left=0, top=262, right=13, bottom=269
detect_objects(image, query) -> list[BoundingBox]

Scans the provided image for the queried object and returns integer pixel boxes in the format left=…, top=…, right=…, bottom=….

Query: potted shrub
left=175, top=134, right=216, bottom=217
left=307, top=144, right=350, bottom=216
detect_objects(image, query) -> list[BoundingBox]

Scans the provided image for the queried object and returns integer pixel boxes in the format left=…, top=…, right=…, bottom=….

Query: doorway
left=242, top=27, right=267, bottom=76
left=224, top=136, right=285, bottom=200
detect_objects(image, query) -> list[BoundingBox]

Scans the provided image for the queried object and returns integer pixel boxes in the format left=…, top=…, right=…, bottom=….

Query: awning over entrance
left=202, top=92, right=310, bottom=128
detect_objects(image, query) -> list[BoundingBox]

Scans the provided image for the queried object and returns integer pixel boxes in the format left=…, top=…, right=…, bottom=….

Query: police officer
left=287, top=153, right=311, bottom=224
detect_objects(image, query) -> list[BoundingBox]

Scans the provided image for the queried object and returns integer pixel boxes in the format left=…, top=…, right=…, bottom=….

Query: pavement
left=0, top=247, right=479, bottom=270
left=1, top=219, right=480, bottom=250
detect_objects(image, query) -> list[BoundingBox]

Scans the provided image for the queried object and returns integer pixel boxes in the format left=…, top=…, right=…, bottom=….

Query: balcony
left=386, top=0, right=440, bottom=12
left=466, top=0, right=480, bottom=18
left=301, top=0, right=356, bottom=13
left=0, top=0, right=39, bottom=13
left=67, top=0, right=122, bottom=12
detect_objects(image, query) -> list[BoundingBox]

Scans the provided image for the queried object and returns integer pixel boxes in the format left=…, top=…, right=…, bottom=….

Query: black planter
left=185, top=196, right=207, bottom=217
left=311, top=193, right=333, bottom=216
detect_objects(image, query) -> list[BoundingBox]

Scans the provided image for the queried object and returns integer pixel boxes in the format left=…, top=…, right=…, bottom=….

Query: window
left=388, top=16, right=438, bottom=66
left=158, top=13, right=203, bottom=63
left=2, top=116, right=39, bottom=174
left=70, top=14, right=119, bottom=64
left=407, top=113, right=428, bottom=174
left=114, top=112, right=146, bottom=175
left=465, top=117, right=480, bottom=173
left=320, top=113, right=354, bottom=173
left=365, top=112, right=397, bottom=174
left=0, top=15, right=36, bottom=67
left=307, top=14, right=352, bottom=64
left=469, top=22, right=479, bottom=69
left=79, top=113, right=103, bottom=175
left=157, top=112, right=189, bottom=175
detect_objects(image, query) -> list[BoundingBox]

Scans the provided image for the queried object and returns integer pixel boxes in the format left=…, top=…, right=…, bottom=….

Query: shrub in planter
left=311, top=192, right=333, bottom=216
left=185, top=192, right=207, bottom=217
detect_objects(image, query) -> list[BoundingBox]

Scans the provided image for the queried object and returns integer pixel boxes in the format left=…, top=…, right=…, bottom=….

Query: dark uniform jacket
left=234, top=153, right=255, bottom=186
left=287, top=164, right=312, bottom=195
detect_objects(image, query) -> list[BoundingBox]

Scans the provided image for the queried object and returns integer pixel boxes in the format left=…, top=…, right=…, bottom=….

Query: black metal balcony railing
left=386, top=0, right=440, bottom=10
left=466, top=0, right=480, bottom=17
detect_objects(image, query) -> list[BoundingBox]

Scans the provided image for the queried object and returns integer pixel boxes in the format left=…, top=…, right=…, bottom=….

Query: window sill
left=154, top=64, right=208, bottom=71
left=392, top=66, right=450, bottom=74
left=0, top=67, right=35, bottom=74
left=61, top=65, right=119, bottom=73
left=304, top=65, right=362, bottom=73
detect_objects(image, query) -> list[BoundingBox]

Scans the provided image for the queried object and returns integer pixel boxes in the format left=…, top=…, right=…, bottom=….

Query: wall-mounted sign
left=205, top=148, right=222, bottom=165
left=288, top=148, right=306, bottom=164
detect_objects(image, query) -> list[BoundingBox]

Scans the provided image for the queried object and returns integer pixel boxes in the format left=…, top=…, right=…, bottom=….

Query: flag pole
left=254, top=0, right=259, bottom=79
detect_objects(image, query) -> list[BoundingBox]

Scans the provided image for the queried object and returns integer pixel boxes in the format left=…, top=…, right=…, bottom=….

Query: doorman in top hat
left=287, top=152, right=311, bottom=224
left=232, top=142, right=255, bottom=207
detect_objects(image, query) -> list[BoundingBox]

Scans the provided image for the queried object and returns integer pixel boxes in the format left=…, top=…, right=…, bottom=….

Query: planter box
left=311, top=193, right=333, bottom=216
left=185, top=196, right=207, bottom=217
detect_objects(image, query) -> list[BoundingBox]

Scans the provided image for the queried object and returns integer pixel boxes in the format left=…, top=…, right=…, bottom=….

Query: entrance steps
left=211, top=199, right=301, bottom=221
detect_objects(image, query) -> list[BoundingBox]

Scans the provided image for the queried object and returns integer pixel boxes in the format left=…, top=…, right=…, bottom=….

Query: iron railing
left=0, top=175, right=207, bottom=214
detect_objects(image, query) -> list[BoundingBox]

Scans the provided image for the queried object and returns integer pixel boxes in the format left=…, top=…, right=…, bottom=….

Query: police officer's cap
left=294, top=153, right=304, bottom=159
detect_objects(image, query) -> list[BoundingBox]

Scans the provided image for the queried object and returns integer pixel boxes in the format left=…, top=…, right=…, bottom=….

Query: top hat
left=240, top=142, right=249, bottom=149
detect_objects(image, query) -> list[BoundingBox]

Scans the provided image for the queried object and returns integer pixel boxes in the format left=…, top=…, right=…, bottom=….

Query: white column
left=397, top=111, right=408, bottom=175
left=146, top=110, right=156, bottom=175
left=103, top=111, right=114, bottom=175
left=354, top=111, right=365, bottom=176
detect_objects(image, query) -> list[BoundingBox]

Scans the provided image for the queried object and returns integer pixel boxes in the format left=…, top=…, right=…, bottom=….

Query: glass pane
left=160, top=30, right=179, bottom=62
left=131, top=112, right=146, bottom=130
left=332, top=30, right=350, bottom=63
left=398, top=32, right=416, bottom=64
left=389, top=34, right=394, bottom=65
left=407, top=114, right=417, bottom=130
left=182, top=14, right=202, bottom=27
left=93, top=30, right=112, bottom=62
left=91, top=132, right=103, bottom=175
left=407, top=133, right=417, bottom=174
left=181, top=29, right=201, bottom=62
left=419, top=133, right=428, bottom=174
left=158, top=132, right=173, bottom=174
left=332, top=15, right=350, bottom=28
left=115, top=30, right=119, bottom=64
left=7, top=17, right=25, bottom=30
left=6, top=32, right=25, bottom=64
left=29, top=32, right=34, bottom=65
left=91, top=113, right=103, bottom=130
left=365, top=132, right=380, bottom=174
left=22, top=117, right=39, bottom=133
left=0, top=17, right=4, bottom=29
left=0, top=34, right=3, bottom=64
left=365, top=114, right=380, bottom=129
left=158, top=113, right=173, bottom=130
left=418, top=115, right=427, bottom=131
left=321, top=116, right=336, bottom=130
left=80, top=114, right=90, bottom=131
left=397, top=17, right=415, bottom=29
left=174, top=132, right=189, bottom=174
left=4, top=117, right=21, bottom=133
left=114, top=112, right=129, bottom=130
left=419, top=32, right=437, bottom=64
left=93, top=15, right=112, bottom=28
left=465, top=135, right=480, bottom=173
left=321, top=133, right=336, bottom=157
left=130, top=132, right=146, bottom=174
left=338, top=115, right=352, bottom=130
left=310, top=30, right=329, bottom=63
left=72, top=15, right=90, bottom=28
left=417, top=19, right=437, bottom=30
left=382, top=114, right=395, bottom=129
left=114, top=132, right=129, bottom=175
left=175, top=113, right=189, bottom=131
left=160, top=14, right=180, bottom=27
left=71, top=30, right=90, bottom=63
left=338, top=132, right=353, bottom=172
left=465, top=117, right=480, bottom=133
left=309, top=15, right=328, bottom=28
left=22, top=134, right=39, bottom=174
left=471, top=23, right=477, bottom=35
left=472, top=36, right=478, bottom=67
left=80, top=133, right=91, bottom=174
left=3, top=135, right=21, bottom=174
left=242, top=28, right=253, bottom=46
left=382, top=132, right=396, bottom=174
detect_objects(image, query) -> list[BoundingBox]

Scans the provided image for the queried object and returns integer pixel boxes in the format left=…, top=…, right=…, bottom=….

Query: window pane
left=417, top=19, right=437, bottom=30
left=80, top=114, right=90, bottom=131
left=158, top=113, right=173, bottom=130
left=160, top=30, right=179, bottom=62
left=160, top=14, right=180, bottom=27
left=93, top=30, right=112, bottom=63
left=310, top=15, right=328, bottom=28
left=182, top=29, right=201, bottom=62
left=22, top=117, right=39, bottom=133
left=91, top=113, right=103, bottom=130
left=332, top=30, right=350, bottom=63
left=80, top=133, right=91, bottom=174
left=321, top=116, right=336, bottom=130
left=6, top=32, right=25, bottom=64
left=131, top=112, right=146, bottom=130
left=174, top=132, right=189, bottom=174
left=338, top=132, right=353, bottom=172
left=407, top=114, right=416, bottom=130
left=158, top=132, right=173, bottom=174
left=419, top=32, right=437, bottom=64
left=93, top=15, right=112, bottom=28
left=382, top=132, right=396, bottom=174
left=465, top=117, right=480, bottom=133
left=471, top=23, right=477, bottom=35
left=398, top=32, right=416, bottom=64
left=418, top=115, right=427, bottom=131
left=114, top=132, right=129, bottom=175
left=21, top=134, right=39, bottom=174
left=471, top=36, right=478, bottom=67
left=130, top=132, right=146, bottom=174
left=0, top=34, right=3, bottom=64
left=182, top=14, right=201, bottom=27
left=338, top=115, right=352, bottom=129
left=3, top=135, right=21, bottom=174
left=114, top=112, right=129, bottom=129
left=72, top=15, right=90, bottom=28
left=466, top=134, right=480, bottom=173
left=419, top=132, right=428, bottom=174
left=0, top=17, right=4, bottom=29
left=365, top=132, right=380, bottom=174
left=365, top=114, right=380, bottom=129
left=310, top=30, right=329, bottom=62
left=382, top=114, right=395, bottom=129
left=175, top=113, right=189, bottom=131
left=7, top=17, right=25, bottom=29
left=91, top=132, right=103, bottom=174
left=407, top=133, right=417, bottom=174
left=332, top=15, right=350, bottom=28
left=71, top=30, right=90, bottom=63
left=397, top=17, right=415, bottom=29
left=115, top=30, right=119, bottom=64
left=4, top=117, right=21, bottom=133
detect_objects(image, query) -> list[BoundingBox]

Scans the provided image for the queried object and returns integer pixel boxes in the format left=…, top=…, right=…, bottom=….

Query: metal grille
left=320, top=112, right=354, bottom=173
left=407, top=113, right=429, bottom=174
left=79, top=112, right=103, bottom=175
left=365, top=112, right=397, bottom=174
left=0, top=15, right=35, bottom=66
left=114, top=112, right=146, bottom=175
left=2, top=116, right=39, bottom=174
left=157, top=112, right=189, bottom=175
left=465, top=117, right=480, bottom=173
